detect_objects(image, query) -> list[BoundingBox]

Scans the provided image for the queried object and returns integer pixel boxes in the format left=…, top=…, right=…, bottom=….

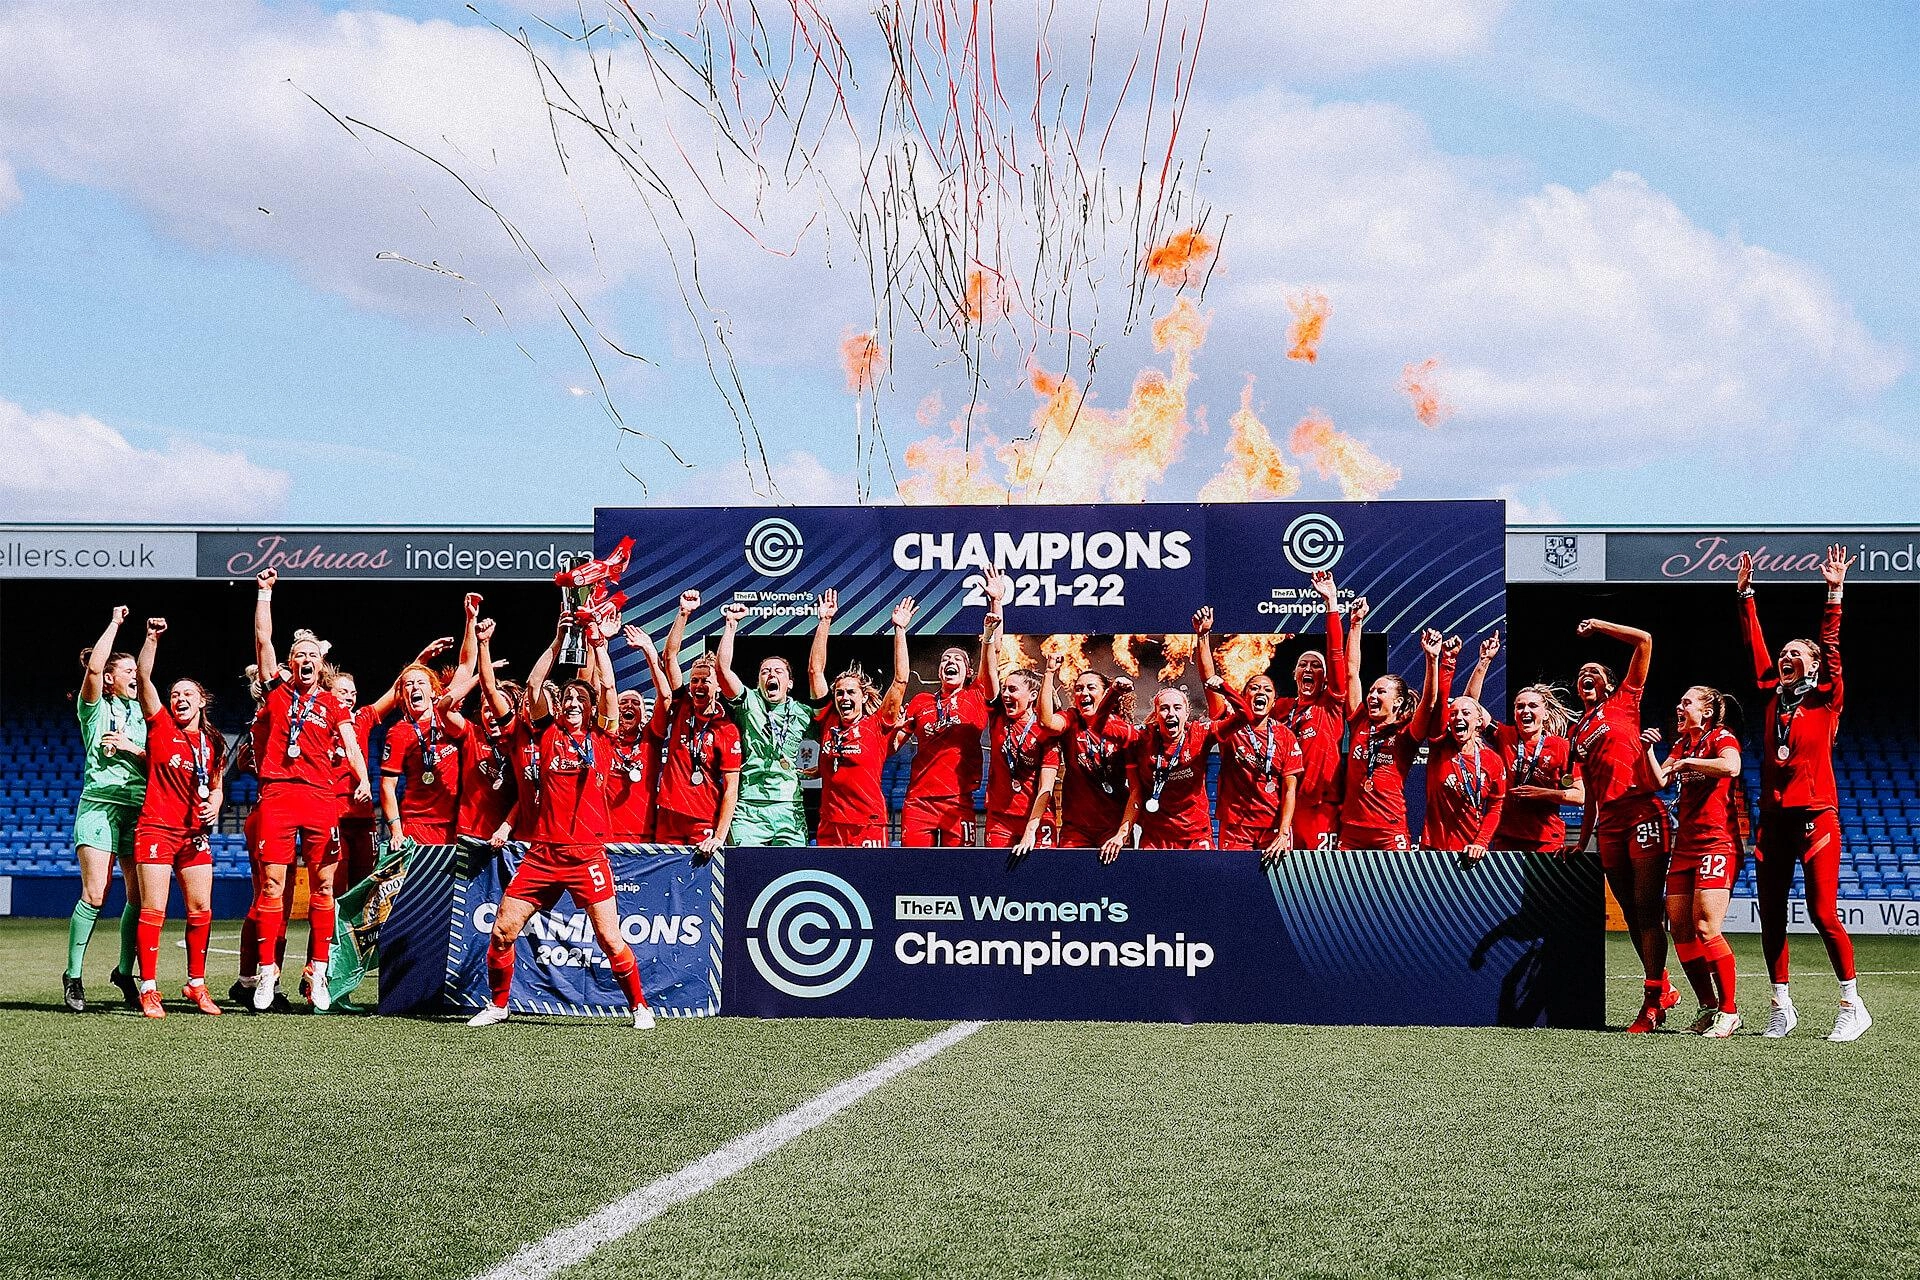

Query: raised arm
left=82, top=606, right=130, bottom=704
left=135, top=617, right=167, bottom=720
left=807, top=589, right=837, bottom=702
left=714, top=602, right=750, bottom=700
left=1734, top=551, right=1776, bottom=690
left=976, top=573, right=1009, bottom=701
left=663, top=589, right=699, bottom=692
left=475, top=619, right=512, bottom=722
left=1192, top=607, right=1226, bottom=718
left=882, top=597, right=915, bottom=723
left=1037, top=649, right=1068, bottom=734
left=590, top=632, right=617, bottom=727
left=253, top=568, right=279, bottom=678
left=1465, top=630, right=1498, bottom=706
left=1821, top=543, right=1849, bottom=706
left=1316, top=572, right=1349, bottom=709
left=1580, top=618, right=1652, bottom=690
left=525, top=615, right=564, bottom=723
left=1409, top=629, right=1444, bottom=741
left=1343, top=598, right=1369, bottom=719
left=623, top=623, right=670, bottom=712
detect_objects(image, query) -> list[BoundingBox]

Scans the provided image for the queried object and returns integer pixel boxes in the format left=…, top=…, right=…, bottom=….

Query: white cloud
left=1201, top=0, right=1509, bottom=78
left=2, top=398, right=289, bottom=519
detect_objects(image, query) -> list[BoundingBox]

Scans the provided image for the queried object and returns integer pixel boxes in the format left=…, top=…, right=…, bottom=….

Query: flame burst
left=1216, top=634, right=1286, bottom=690
left=1285, top=290, right=1331, bottom=363
left=1289, top=410, right=1401, bottom=501
left=899, top=417, right=1009, bottom=504
left=1198, top=378, right=1301, bottom=502
left=1109, top=634, right=1143, bottom=676
left=1401, top=358, right=1452, bottom=429
left=961, top=269, right=996, bottom=323
left=1144, top=228, right=1216, bottom=289
left=1156, top=634, right=1198, bottom=682
left=1041, top=633, right=1092, bottom=678
left=994, top=632, right=1030, bottom=678
left=841, top=331, right=883, bottom=394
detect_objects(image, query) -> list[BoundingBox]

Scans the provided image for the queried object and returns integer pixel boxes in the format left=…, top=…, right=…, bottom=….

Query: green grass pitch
left=2, top=918, right=1915, bottom=1279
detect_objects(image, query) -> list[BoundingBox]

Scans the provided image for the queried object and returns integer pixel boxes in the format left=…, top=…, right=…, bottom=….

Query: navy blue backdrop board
left=721, top=846, right=1604, bottom=1028
left=594, top=500, right=1508, bottom=709
left=377, top=843, right=720, bottom=1018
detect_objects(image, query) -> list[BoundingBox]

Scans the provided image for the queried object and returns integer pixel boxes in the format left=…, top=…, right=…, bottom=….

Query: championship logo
left=1281, top=512, right=1345, bottom=574
left=746, top=869, right=874, bottom=998
left=743, top=517, right=805, bottom=578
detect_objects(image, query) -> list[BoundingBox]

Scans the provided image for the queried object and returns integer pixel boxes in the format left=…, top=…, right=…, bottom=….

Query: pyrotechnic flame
left=994, top=632, right=1030, bottom=678
left=1288, top=410, right=1401, bottom=501
left=899, top=416, right=1010, bottom=504
left=1286, top=290, right=1331, bottom=363
left=1157, top=634, right=1198, bottom=682
left=961, top=270, right=996, bottom=323
left=1144, top=228, right=1216, bottom=289
left=1109, top=634, right=1143, bottom=676
left=1217, top=634, right=1286, bottom=689
left=1198, top=378, right=1301, bottom=502
left=1400, top=358, right=1452, bottom=429
left=841, top=331, right=883, bottom=394
left=1041, top=633, right=1093, bottom=677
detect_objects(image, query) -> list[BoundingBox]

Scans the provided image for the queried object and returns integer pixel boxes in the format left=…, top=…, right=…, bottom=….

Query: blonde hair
left=1514, top=683, right=1577, bottom=738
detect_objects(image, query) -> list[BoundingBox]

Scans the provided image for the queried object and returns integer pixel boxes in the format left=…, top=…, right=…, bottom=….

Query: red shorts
left=1057, top=823, right=1118, bottom=852
left=1291, top=802, right=1340, bottom=852
left=1139, top=825, right=1211, bottom=851
left=653, top=811, right=716, bottom=846
left=985, top=813, right=1054, bottom=848
left=1492, top=828, right=1564, bottom=855
left=1757, top=807, right=1841, bottom=867
left=133, top=824, right=213, bottom=869
left=1217, top=822, right=1288, bottom=852
left=402, top=818, right=456, bottom=846
left=505, top=843, right=616, bottom=909
left=337, top=818, right=377, bottom=887
left=900, top=794, right=974, bottom=848
left=255, top=783, right=339, bottom=868
left=816, top=820, right=888, bottom=848
left=1340, top=823, right=1409, bottom=852
left=1667, top=845, right=1741, bottom=896
left=1596, top=796, right=1670, bottom=872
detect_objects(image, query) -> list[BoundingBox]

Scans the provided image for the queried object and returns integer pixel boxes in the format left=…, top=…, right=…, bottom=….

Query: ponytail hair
left=1687, top=684, right=1733, bottom=732
left=1377, top=672, right=1412, bottom=721
left=1516, top=683, right=1578, bottom=738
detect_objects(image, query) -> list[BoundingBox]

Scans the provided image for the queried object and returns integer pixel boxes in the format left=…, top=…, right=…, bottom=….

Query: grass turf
left=2, top=919, right=1915, bottom=1279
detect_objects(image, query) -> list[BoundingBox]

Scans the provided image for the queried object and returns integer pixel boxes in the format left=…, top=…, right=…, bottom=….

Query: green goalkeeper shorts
left=728, top=801, right=809, bottom=848
left=73, top=800, right=142, bottom=858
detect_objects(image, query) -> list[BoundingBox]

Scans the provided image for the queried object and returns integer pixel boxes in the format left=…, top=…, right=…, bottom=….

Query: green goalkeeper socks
left=65, top=901, right=100, bottom=980
left=117, top=904, right=139, bottom=974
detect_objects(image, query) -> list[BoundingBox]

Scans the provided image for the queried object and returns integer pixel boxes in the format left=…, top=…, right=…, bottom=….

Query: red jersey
left=654, top=700, right=744, bottom=825
left=1337, top=709, right=1424, bottom=834
left=455, top=713, right=521, bottom=840
left=985, top=709, right=1062, bottom=821
left=1273, top=606, right=1348, bottom=806
left=1569, top=681, right=1656, bottom=818
left=527, top=719, right=614, bottom=845
left=1129, top=720, right=1215, bottom=846
left=1492, top=724, right=1576, bottom=850
left=255, top=679, right=351, bottom=789
left=382, top=711, right=467, bottom=831
left=141, top=711, right=225, bottom=835
left=603, top=725, right=660, bottom=841
left=499, top=715, right=542, bottom=841
left=1669, top=726, right=1741, bottom=856
left=1743, top=595, right=1842, bottom=812
left=1212, top=692, right=1306, bottom=835
left=333, top=706, right=379, bottom=821
left=1423, top=736, right=1507, bottom=852
left=1058, top=710, right=1138, bottom=840
left=817, top=706, right=896, bottom=830
left=901, top=685, right=990, bottom=800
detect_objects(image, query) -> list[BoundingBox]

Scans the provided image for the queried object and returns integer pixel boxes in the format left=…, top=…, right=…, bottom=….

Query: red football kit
left=135, top=711, right=225, bottom=868
left=1740, top=593, right=1853, bottom=983
left=602, top=724, right=660, bottom=843
left=334, top=706, right=380, bottom=885
left=1422, top=736, right=1508, bottom=853
left=504, top=719, right=618, bottom=909
left=1275, top=607, right=1348, bottom=850
left=1664, top=726, right=1742, bottom=896
left=816, top=706, right=896, bottom=847
left=983, top=708, right=1062, bottom=847
left=1569, top=681, right=1668, bottom=869
left=456, top=711, right=522, bottom=842
left=382, top=710, right=467, bottom=844
left=1129, top=721, right=1215, bottom=850
left=1056, top=709, right=1138, bottom=850
left=652, top=699, right=744, bottom=845
left=1337, top=710, right=1424, bottom=851
left=1491, top=725, right=1576, bottom=853
left=898, top=684, right=990, bottom=847
left=1211, top=691, right=1306, bottom=852
left=254, top=679, right=352, bottom=868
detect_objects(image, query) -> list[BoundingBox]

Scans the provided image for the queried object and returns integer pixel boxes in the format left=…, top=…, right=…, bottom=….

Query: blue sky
left=1, top=1, right=1913, bottom=524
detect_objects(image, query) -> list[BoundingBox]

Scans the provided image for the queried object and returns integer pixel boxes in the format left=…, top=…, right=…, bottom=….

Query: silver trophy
left=557, top=582, right=589, bottom=668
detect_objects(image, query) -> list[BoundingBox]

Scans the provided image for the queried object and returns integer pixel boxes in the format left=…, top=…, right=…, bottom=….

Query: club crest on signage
left=1544, top=535, right=1579, bottom=577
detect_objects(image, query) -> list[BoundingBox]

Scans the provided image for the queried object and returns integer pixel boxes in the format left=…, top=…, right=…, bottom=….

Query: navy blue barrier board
left=721, top=846, right=1603, bottom=1028
left=3, top=874, right=254, bottom=919
left=377, top=843, right=719, bottom=1018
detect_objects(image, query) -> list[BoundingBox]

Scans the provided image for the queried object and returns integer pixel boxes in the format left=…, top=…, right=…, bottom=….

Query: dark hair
left=1579, top=662, right=1618, bottom=698
left=1374, top=672, right=1412, bottom=720
left=170, top=678, right=227, bottom=759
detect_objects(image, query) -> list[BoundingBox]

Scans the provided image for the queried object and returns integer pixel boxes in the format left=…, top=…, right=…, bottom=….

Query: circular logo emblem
left=1282, top=512, right=1344, bottom=574
left=746, top=869, right=873, bottom=999
left=744, top=517, right=805, bottom=577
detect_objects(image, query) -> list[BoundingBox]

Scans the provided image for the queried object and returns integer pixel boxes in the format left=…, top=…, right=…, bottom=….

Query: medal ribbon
left=1454, top=744, right=1488, bottom=814
left=286, top=686, right=320, bottom=756
left=1149, top=724, right=1187, bottom=806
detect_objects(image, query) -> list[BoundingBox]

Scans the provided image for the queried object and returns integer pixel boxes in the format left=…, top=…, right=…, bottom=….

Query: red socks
left=608, top=945, right=649, bottom=1011
left=1702, top=934, right=1738, bottom=1014
left=486, top=938, right=516, bottom=1008
left=238, top=913, right=260, bottom=978
left=1673, top=938, right=1716, bottom=1007
left=137, top=907, right=165, bottom=985
left=308, top=892, right=335, bottom=966
left=255, top=901, right=286, bottom=970
left=185, top=910, right=211, bottom=982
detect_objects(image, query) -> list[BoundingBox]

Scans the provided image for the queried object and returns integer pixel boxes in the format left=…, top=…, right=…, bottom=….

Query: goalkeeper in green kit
left=676, top=594, right=827, bottom=847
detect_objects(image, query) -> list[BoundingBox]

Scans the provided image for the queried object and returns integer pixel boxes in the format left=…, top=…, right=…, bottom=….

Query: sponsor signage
left=1722, top=896, right=1920, bottom=937
left=378, top=844, right=719, bottom=1017
left=196, top=530, right=593, bottom=581
left=722, top=845, right=1604, bottom=1027
left=1606, top=530, right=1920, bottom=584
left=0, top=528, right=196, bottom=579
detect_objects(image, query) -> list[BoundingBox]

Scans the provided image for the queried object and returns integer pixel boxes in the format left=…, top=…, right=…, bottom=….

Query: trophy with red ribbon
left=556, top=536, right=634, bottom=592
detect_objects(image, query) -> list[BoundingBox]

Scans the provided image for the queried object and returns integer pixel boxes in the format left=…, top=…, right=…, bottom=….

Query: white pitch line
left=1608, top=970, right=1919, bottom=980
left=473, top=1020, right=986, bottom=1280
